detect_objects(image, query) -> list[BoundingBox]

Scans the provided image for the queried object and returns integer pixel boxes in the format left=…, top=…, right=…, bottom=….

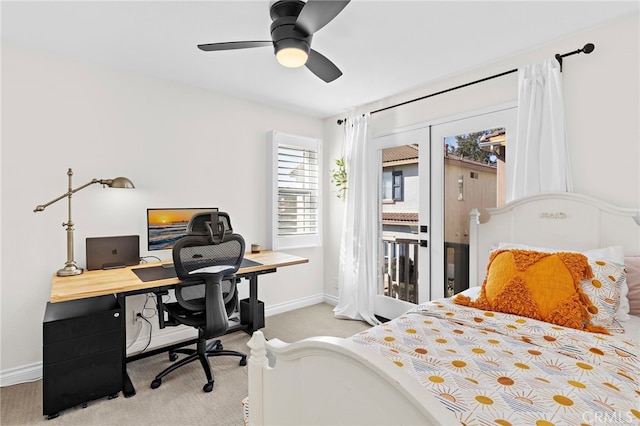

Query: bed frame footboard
left=247, top=331, right=457, bottom=425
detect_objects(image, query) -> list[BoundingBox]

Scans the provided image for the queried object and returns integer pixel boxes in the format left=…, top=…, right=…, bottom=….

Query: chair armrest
left=154, top=290, right=169, bottom=329
left=189, top=265, right=235, bottom=275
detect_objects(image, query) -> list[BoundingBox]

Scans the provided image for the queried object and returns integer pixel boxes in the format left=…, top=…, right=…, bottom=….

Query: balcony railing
left=382, top=238, right=470, bottom=303
left=383, top=237, right=419, bottom=304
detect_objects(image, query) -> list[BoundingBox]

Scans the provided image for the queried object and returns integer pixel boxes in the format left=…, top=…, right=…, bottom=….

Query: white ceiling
left=2, top=1, right=638, bottom=118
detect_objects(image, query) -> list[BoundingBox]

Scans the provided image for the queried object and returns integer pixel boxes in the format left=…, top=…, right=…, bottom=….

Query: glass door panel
left=443, top=131, right=500, bottom=296
left=381, top=146, right=419, bottom=304
left=371, top=127, right=430, bottom=319
left=431, top=107, right=517, bottom=298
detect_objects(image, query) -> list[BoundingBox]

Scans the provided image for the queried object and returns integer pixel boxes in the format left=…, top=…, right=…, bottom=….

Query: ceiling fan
left=197, top=0, right=350, bottom=83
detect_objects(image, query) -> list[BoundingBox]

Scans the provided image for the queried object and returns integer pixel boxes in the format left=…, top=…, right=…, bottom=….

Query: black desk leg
left=248, top=275, right=258, bottom=333
left=117, top=293, right=136, bottom=398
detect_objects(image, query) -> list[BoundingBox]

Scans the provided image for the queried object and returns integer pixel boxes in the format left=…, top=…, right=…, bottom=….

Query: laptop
left=86, top=235, right=140, bottom=270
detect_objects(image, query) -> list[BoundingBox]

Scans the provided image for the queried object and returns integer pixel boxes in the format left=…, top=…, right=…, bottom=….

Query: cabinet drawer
left=44, top=310, right=121, bottom=344
left=44, top=329, right=122, bottom=364
left=43, top=296, right=121, bottom=344
left=42, top=348, right=122, bottom=416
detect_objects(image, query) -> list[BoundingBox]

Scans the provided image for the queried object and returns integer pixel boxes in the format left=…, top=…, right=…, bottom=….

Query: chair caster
left=151, top=378, right=162, bottom=389
left=215, top=342, right=223, bottom=350
left=47, top=412, right=59, bottom=420
left=240, top=356, right=247, bottom=366
left=169, top=352, right=178, bottom=361
left=203, top=381, right=214, bottom=393
left=108, top=392, right=119, bottom=400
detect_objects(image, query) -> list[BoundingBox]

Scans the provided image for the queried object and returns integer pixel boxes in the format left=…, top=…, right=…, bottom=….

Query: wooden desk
left=50, top=250, right=308, bottom=302
left=48, top=250, right=308, bottom=398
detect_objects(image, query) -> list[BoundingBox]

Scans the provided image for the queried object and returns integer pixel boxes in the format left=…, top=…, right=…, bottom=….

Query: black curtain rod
left=336, top=43, right=595, bottom=125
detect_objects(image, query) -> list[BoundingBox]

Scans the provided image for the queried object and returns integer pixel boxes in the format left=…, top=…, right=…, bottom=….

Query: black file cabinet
left=43, top=295, right=123, bottom=419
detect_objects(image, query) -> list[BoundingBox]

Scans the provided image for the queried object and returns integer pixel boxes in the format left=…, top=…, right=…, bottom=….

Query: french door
left=371, top=105, right=516, bottom=319
left=371, top=127, right=430, bottom=320
left=430, top=106, right=517, bottom=300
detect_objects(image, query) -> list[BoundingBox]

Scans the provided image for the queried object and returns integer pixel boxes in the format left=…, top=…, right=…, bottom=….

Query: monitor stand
left=102, top=263, right=125, bottom=270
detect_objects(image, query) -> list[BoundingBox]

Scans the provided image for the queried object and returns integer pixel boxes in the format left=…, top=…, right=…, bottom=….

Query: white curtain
left=507, top=58, right=572, bottom=202
left=333, top=114, right=380, bottom=326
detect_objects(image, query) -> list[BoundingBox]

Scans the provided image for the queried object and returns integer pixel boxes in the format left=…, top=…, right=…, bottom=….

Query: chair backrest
left=171, top=212, right=245, bottom=337
left=172, top=233, right=244, bottom=280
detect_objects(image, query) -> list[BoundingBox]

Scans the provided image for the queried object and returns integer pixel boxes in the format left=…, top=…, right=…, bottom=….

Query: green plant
left=330, top=157, right=347, bottom=199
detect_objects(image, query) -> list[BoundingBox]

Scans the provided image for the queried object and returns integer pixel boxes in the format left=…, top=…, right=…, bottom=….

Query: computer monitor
left=146, top=208, right=218, bottom=251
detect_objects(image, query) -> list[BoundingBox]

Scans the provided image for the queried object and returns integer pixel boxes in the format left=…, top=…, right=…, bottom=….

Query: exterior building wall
left=444, top=157, right=497, bottom=245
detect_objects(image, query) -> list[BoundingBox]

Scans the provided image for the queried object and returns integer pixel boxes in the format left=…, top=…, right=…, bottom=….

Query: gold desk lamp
left=34, top=168, right=135, bottom=277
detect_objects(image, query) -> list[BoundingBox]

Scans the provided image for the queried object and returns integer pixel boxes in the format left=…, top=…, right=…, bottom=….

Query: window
left=268, top=131, right=322, bottom=249
left=382, top=170, right=403, bottom=201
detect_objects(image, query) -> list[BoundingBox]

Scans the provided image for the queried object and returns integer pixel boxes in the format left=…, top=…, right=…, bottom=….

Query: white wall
left=1, top=41, right=325, bottom=382
left=323, top=14, right=640, bottom=298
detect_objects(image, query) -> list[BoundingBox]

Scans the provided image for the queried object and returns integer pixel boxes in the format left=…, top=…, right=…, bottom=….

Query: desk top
left=50, top=250, right=308, bottom=303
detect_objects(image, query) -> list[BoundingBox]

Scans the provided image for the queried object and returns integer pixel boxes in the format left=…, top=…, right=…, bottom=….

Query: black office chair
left=151, top=213, right=247, bottom=393
left=187, top=211, right=233, bottom=242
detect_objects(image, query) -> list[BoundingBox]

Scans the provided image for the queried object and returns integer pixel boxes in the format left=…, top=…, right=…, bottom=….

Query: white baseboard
left=323, top=294, right=339, bottom=306
left=0, top=362, right=42, bottom=387
left=127, top=327, right=196, bottom=355
left=1, top=293, right=337, bottom=387
left=264, top=293, right=326, bottom=316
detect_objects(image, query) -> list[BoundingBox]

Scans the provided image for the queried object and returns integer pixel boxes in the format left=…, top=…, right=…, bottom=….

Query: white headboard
left=469, top=192, right=640, bottom=286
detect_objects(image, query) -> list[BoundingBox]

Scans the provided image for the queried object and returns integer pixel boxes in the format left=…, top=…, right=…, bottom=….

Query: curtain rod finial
left=582, top=43, right=595, bottom=54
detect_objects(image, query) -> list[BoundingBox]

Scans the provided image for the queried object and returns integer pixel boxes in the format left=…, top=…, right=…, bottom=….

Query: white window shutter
left=268, top=131, right=322, bottom=250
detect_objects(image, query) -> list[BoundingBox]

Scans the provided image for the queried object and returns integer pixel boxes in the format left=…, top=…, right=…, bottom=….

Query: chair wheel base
left=203, top=381, right=214, bottom=393
left=150, top=378, right=162, bottom=389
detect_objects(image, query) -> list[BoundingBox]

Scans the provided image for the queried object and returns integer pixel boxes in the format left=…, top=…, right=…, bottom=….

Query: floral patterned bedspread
left=350, top=298, right=639, bottom=426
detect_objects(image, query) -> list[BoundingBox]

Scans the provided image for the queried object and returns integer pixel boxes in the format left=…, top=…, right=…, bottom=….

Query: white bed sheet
left=352, top=298, right=639, bottom=425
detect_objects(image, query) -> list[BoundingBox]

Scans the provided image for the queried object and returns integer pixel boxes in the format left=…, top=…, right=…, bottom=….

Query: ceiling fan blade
left=197, top=41, right=272, bottom=52
left=294, top=0, right=350, bottom=36
left=306, top=49, right=342, bottom=83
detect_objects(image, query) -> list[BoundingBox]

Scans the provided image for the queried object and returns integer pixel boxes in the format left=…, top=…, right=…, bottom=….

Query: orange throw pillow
left=454, top=249, right=609, bottom=334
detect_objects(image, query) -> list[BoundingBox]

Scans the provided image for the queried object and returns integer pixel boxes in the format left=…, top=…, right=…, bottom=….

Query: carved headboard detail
left=469, top=192, right=640, bottom=286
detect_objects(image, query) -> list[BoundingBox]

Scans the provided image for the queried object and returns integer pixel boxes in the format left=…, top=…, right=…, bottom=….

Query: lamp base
left=57, top=265, right=84, bottom=277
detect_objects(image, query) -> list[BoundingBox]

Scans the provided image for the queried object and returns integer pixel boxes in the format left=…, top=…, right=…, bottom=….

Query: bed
left=246, top=192, right=640, bottom=425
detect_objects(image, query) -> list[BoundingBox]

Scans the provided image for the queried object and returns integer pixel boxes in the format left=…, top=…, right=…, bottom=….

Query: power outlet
left=132, top=310, right=142, bottom=324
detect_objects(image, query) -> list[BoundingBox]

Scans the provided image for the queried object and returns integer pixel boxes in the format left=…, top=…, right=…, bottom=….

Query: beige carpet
left=1, top=303, right=370, bottom=426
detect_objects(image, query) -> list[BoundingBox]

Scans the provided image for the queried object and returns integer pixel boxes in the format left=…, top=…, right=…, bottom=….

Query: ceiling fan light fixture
left=198, top=0, right=350, bottom=81
left=276, top=46, right=308, bottom=68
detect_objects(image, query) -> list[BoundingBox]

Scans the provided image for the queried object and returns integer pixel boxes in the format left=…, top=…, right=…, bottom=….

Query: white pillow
left=456, top=286, right=481, bottom=301
left=623, top=315, right=640, bottom=345
left=496, top=242, right=624, bottom=263
left=495, top=243, right=629, bottom=322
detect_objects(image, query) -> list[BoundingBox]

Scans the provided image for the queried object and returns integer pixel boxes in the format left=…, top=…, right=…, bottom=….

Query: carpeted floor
left=1, top=303, right=370, bottom=426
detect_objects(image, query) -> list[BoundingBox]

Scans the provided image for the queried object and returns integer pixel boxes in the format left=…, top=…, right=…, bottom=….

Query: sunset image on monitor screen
left=147, top=208, right=216, bottom=251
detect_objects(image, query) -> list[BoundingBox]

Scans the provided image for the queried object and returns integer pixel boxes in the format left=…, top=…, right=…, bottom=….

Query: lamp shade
left=108, top=177, right=135, bottom=189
